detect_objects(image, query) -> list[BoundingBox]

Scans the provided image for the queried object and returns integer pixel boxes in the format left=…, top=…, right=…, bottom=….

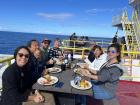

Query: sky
left=0, top=0, right=132, bottom=37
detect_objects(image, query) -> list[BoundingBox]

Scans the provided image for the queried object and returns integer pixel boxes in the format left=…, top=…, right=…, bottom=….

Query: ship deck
left=87, top=80, right=140, bottom=105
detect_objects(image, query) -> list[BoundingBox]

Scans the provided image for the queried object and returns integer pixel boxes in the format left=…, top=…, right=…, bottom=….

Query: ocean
left=0, top=31, right=112, bottom=54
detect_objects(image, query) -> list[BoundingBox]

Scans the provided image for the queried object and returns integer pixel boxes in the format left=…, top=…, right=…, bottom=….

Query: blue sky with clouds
left=0, top=0, right=132, bottom=37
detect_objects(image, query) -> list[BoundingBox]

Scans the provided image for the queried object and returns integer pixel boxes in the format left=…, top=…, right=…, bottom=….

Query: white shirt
left=88, top=53, right=107, bottom=71
left=84, top=58, right=92, bottom=65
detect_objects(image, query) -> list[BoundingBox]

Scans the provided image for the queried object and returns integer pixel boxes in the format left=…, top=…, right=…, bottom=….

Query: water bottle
left=74, top=76, right=81, bottom=86
left=71, top=51, right=73, bottom=61
left=68, top=53, right=71, bottom=61
left=64, top=53, right=68, bottom=64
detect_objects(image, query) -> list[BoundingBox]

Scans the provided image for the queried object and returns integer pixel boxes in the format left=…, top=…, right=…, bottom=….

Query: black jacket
left=29, top=54, right=45, bottom=84
left=1, top=62, right=33, bottom=105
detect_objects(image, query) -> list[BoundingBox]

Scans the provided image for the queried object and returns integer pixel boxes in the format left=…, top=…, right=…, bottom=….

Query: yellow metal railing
left=121, top=9, right=140, bottom=52
left=62, top=39, right=140, bottom=58
left=60, top=46, right=90, bottom=59
left=132, top=11, right=140, bottom=47
left=61, top=39, right=112, bottom=59
left=0, top=49, right=140, bottom=80
left=62, top=40, right=111, bottom=47
left=61, top=39, right=140, bottom=79
left=0, top=56, right=14, bottom=66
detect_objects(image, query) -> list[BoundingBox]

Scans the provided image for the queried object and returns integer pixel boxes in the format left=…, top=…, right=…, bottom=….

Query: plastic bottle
left=64, top=53, right=68, bottom=64
left=71, top=51, right=73, bottom=61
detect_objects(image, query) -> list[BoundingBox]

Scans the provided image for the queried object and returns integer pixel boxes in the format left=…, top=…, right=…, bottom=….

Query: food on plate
left=38, top=76, right=58, bottom=85
left=42, top=69, right=49, bottom=75
left=75, top=68, right=81, bottom=74
left=79, top=80, right=89, bottom=88
left=56, top=60, right=63, bottom=65
left=53, top=58, right=63, bottom=65
left=54, top=68, right=60, bottom=71
left=77, top=63, right=87, bottom=69
left=74, top=68, right=83, bottom=76
left=43, top=75, right=52, bottom=83
left=48, top=67, right=60, bottom=72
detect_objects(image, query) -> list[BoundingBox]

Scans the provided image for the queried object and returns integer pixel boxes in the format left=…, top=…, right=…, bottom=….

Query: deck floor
left=87, top=80, right=140, bottom=105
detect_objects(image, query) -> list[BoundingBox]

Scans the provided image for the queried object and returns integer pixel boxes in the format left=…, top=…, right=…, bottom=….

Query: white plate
left=70, top=80, right=92, bottom=90
left=73, top=68, right=81, bottom=72
left=74, top=68, right=81, bottom=73
left=37, top=76, right=58, bottom=85
left=77, top=63, right=86, bottom=66
left=73, top=68, right=84, bottom=76
left=48, top=67, right=62, bottom=73
left=77, top=63, right=87, bottom=68
left=53, top=58, right=63, bottom=65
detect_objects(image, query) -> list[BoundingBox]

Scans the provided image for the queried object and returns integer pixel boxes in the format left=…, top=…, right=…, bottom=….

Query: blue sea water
left=0, top=31, right=112, bottom=54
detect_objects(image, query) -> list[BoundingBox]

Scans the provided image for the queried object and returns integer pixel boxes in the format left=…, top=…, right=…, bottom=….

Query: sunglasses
left=18, top=53, right=29, bottom=58
left=107, top=50, right=117, bottom=54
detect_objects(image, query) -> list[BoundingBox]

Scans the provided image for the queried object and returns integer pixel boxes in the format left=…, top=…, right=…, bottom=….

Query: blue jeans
left=91, top=81, right=114, bottom=100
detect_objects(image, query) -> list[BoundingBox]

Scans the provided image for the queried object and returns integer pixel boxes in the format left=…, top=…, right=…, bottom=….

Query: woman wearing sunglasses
left=82, top=43, right=123, bottom=105
left=1, top=46, right=45, bottom=105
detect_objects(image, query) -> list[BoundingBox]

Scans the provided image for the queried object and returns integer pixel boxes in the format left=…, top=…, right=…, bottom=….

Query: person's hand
left=33, top=90, right=44, bottom=103
left=59, top=56, right=64, bottom=60
left=48, top=59, right=54, bottom=64
left=81, top=69, right=91, bottom=77
left=42, top=69, right=48, bottom=76
left=79, top=64, right=89, bottom=69
left=84, top=64, right=89, bottom=69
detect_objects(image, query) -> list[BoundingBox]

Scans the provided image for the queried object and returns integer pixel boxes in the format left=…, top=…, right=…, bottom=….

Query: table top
left=32, top=64, right=93, bottom=96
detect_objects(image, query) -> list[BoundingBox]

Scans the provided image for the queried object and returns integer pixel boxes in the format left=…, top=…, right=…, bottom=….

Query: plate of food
left=48, top=67, right=62, bottom=73
left=70, top=80, right=92, bottom=90
left=53, top=58, right=63, bottom=65
left=74, top=68, right=82, bottom=75
left=37, top=75, right=58, bottom=85
left=77, top=63, right=87, bottom=68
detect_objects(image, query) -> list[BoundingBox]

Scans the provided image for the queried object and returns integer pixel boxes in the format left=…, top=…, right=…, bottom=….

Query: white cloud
left=0, top=26, right=2, bottom=30
left=0, top=26, right=8, bottom=30
left=37, top=13, right=73, bottom=20
left=86, top=8, right=121, bottom=14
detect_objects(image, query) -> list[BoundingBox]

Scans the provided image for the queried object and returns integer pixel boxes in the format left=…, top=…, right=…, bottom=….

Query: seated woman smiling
left=1, top=46, right=45, bottom=105
left=83, top=45, right=107, bottom=72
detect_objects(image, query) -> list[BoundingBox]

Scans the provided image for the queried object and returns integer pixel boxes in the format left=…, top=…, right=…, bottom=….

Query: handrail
left=0, top=56, right=14, bottom=66
left=122, top=76, right=140, bottom=78
left=1, top=50, right=140, bottom=80
left=62, top=40, right=112, bottom=45
left=122, top=51, right=140, bottom=54
left=60, top=47, right=90, bottom=59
